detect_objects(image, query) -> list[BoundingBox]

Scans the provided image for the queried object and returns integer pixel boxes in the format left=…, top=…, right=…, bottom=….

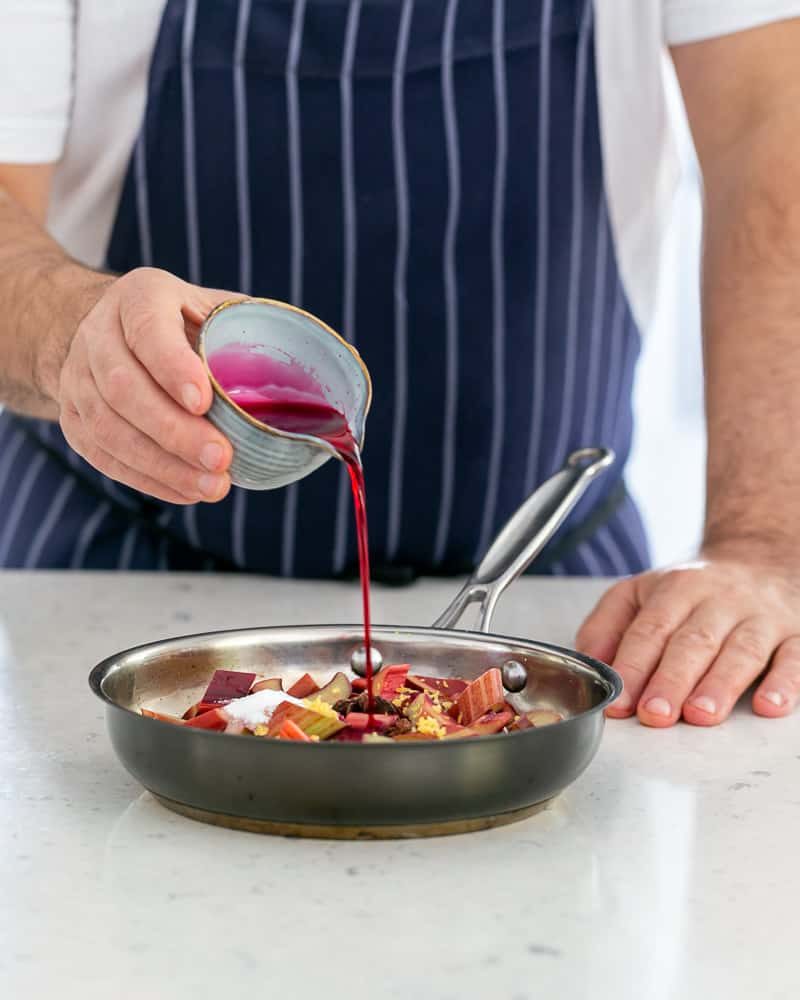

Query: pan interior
left=96, top=624, right=615, bottom=722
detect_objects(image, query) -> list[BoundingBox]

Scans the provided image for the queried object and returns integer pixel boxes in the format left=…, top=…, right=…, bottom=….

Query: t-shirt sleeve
left=664, top=0, right=800, bottom=45
left=0, top=0, right=74, bottom=163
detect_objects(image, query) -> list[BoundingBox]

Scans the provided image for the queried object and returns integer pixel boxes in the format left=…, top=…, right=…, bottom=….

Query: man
left=1, top=1, right=799, bottom=727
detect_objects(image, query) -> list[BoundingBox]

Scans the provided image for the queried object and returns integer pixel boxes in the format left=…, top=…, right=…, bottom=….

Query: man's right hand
left=52, top=266, right=238, bottom=505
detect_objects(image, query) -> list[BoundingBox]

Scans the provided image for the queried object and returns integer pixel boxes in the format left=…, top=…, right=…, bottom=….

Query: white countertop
left=1, top=571, right=797, bottom=1000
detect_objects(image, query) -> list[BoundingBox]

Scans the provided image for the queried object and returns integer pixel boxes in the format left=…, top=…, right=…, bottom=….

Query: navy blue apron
left=0, top=0, right=650, bottom=578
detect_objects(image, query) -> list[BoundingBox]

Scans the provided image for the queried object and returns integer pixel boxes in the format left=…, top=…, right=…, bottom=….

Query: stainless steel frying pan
left=90, top=447, right=622, bottom=839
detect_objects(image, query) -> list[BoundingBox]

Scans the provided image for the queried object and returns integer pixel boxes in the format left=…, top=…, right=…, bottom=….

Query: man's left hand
left=575, top=543, right=800, bottom=726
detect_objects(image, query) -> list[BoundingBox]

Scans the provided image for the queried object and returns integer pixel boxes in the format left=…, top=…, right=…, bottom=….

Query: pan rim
left=88, top=622, right=621, bottom=748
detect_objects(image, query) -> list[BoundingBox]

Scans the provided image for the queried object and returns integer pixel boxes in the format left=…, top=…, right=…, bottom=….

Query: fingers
left=62, top=406, right=220, bottom=505
left=752, top=636, right=800, bottom=718
left=576, top=559, right=799, bottom=729
left=115, top=269, right=233, bottom=415
left=63, top=382, right=229, bottom=503
left=681, top=618, right=779, bottom=726
left=181, top=283, right=244, bottom=331
left=575, top=577, right=639, bottom=666
left=606, top=576, right=697, bottom=717
left=57, top=267, right=240, bottom=506
left=635, top=601, right=738, bottom=727
left=85, top=319, right=232, bottom=476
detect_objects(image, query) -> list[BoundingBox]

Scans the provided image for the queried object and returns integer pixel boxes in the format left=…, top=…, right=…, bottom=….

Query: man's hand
left=0, top=174, right=237, bottom=504
left=576, top=543, right=800, bottom=726
left=585, top=19, right=800, bottom=726
left=50, top=267, right=236, bottom=505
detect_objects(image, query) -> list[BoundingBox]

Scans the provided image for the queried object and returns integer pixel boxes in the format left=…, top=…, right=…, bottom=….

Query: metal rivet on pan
left=350, top=645, right=384, bottom=677
left=501, top=659, right=527, bottom=693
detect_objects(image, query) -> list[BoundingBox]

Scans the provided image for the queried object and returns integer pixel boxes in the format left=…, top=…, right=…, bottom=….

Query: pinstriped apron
left=0, top=0, right=650, bottom=577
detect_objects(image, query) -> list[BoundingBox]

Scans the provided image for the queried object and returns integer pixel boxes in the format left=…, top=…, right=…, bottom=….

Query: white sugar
left=223, top=689, right=305, bottom=729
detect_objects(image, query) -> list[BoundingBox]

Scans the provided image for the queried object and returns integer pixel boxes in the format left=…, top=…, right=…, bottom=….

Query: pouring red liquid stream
left=209, top=345, right=376, bottom=715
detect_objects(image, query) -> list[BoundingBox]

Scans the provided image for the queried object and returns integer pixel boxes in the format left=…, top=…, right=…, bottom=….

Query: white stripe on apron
left=232, top=488, right=247, bottom=567
left=0, top=448, right=45, bottom=563
left=604, top=284, right=626, bottom=443
left=0, top=431, right=28, bottom=547
left=333, top=0, right=364, bottom=575
left=550, top=0, right=593, bottom=474
left=180, top=0, right=207, bottom=553
left=234, top=0, right=253, bottom=295
left=580, top=201, right=609, bottom=445
left=576, top=540, right=604, bottom=576
left=118, top=520, right=139, bottom=570
left=184, top=503, right=201, bottom=549
left=0, top=431, right=26, bottom=508
left=230, top=0, right=253, bottom=574
left=281, top=0, right=308, bottom=578
left=24, top=477, right=76, bottom=569
left=595, top=524, right=630, bottom=577
left=157, top=534, right=169, bottom=570
left=134, top=136, right=154, bottom=266
left=71, top=500, right=111, bottom=569
left=524, top=0, right=554, bottom=495
left=386, top=0, right=414, bottom=560
left=181, top=0, right=201, bottom=285
left=432, top=0, right=462, bottom=566
left=475, top=0, right=509, bottom=561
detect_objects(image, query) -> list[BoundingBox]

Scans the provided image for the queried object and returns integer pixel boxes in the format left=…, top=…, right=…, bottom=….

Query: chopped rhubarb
left=182, top=699, right=229, bottom=720
left=343, top=712, right=395, bottom=732
left=183, top=706, right=228, bottom=731
left=286, top=673, right=320, bottom=699
left=333, top=727, right=366, bottom=742
left=405, top=692, right=445, bottom=722
left=525, top=709, right=563, bottom=727
left=268, top=701, right=345, bottom=740
left=407, top=675, right=468, bottom=699
left=373, top=664, right=410, bottom=701
left=405, top=694, right=464, bottom=735
left=202, top=669, right=256, bottom=704
left=168, top=662, right=565, bottom=744
left=141, top=709, right=183, bottom=725
left=280, top=718, right=311, bottom=741
left=447, top=708, right=513, bottom=739
left=450, top=668, right=504, bottom=726
left=250, top=677, right=284, bottom=693
left=508, top=713, right=532, bottom=732
left=314, top=672, right=352, bottom=706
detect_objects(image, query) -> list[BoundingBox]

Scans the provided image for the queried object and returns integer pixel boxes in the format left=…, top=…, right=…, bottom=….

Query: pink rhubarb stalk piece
left=202, top=669, right=257, bottom=704
left=268, top=701, right=345, bottom=740
left=286, top=673, right=320, bottom=699
left=343, top=712, right=396, bottom=732
left=373, top=664, right=410, bottom=701
left=450, top=668, right=505, bottom=726
left=407, top=675, right=468, bottom=700
left=447, top=708, right=513, bottom=739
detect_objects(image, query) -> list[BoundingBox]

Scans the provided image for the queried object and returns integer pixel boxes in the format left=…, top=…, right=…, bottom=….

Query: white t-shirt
left=2, top=0, right=799, bottom=331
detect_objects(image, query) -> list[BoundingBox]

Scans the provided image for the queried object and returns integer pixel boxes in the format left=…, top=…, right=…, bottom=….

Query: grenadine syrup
left=208, top=345, right=376, bottom=713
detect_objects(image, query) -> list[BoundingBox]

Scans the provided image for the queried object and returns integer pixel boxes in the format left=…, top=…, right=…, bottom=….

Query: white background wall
left=627, top=97, right=706, bottom=568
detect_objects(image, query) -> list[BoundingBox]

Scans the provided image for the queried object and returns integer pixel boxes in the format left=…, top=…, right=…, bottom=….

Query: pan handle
left=431, top=447, right=615, bottom=633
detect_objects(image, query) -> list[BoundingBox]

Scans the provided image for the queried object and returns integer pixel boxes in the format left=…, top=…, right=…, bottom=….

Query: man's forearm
left=700, top=106, right=800, bottom=554
left=0, top=186, right=111, bottom=419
